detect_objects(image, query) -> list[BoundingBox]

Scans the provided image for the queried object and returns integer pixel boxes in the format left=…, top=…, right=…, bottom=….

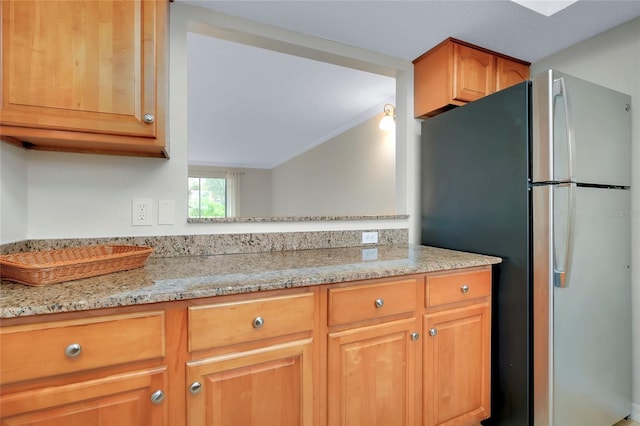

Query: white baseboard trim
left=631, top=402, right=640, bottom=422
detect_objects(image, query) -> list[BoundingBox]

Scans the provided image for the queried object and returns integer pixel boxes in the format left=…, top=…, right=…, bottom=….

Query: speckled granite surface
left=0, top=229, right=408, bottom=257
left=187, top=214, right=409, bottom=223
left=0, top=244, right=500, bottom=319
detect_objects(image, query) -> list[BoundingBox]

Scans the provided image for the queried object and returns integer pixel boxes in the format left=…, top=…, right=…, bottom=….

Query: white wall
left=532, top=17, right=640, bottom=419
left=239, top=168, right=273, bottom=217
left=272, top=113, right=396, bottom=216
left=0, top=143, right=28, bottom=243
left=0, top=3, right=414, bottom=244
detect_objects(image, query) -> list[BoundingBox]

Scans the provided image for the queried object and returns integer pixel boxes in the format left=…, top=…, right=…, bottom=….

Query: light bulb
left=379, top=115, right=395, bottom=131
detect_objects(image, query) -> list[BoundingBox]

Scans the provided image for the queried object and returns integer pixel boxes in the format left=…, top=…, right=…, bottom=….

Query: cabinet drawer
left=188, top=293, right=315, bottom=352
left=328, top=279, right=418, bottom=326
left=0, top=311, right=165, bottom=385
left=426, top=269, right=491, bottom=307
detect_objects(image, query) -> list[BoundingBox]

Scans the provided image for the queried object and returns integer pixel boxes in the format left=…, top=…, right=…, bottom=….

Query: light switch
left=158, top=200, right=175, bottom=225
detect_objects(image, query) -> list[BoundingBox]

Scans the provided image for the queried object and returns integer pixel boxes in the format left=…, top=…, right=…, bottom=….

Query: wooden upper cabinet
left=0, top=0, right=168, bottom=157
left=496, top=57, right=531, bottom=91
left=452, top=43, right=496, bottom=103
left=413, top=38, right=530, bottom=118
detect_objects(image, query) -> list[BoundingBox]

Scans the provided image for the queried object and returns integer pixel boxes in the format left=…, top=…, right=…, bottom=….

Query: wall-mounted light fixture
left=379, top=104, right=396, bottom=131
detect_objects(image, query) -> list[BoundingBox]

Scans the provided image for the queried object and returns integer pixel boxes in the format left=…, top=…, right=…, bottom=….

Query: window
left=188, top=167, right=242, bottom=219
left=188, top=176, right=227, bottom=218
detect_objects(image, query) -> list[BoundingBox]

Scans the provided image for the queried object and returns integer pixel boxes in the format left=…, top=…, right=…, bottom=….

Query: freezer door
left=531, top=70, right=631, bottom=186
left=533, top=185, right=632, bottom=425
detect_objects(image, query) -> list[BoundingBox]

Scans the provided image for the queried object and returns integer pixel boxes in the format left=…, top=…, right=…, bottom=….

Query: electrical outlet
left=362, top=231, right=379, bottom=244
left=132, top=198, right=152, bottom=226
left=362, top=248, right=378, bottom=261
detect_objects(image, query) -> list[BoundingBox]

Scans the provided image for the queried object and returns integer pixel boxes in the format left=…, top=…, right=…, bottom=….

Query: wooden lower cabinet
left=186, top=339, right=314, bottom=426
left=0, top=367, right=167, bottom=426
left=327, top=318, right=420, bottom=426
left=0, top=267, right=492, bottom=426
left=423, top=302, right=491, bottom=426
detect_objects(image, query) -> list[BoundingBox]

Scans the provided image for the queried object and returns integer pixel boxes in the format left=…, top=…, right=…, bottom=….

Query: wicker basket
left=0, top=245, right=153, bottom=286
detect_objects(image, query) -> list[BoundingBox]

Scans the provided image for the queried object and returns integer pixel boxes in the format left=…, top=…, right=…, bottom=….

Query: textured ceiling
left=181, top=0, right=640, bottom=168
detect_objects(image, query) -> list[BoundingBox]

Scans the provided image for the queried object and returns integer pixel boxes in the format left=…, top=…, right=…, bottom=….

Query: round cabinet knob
left=460, top=284, right=470, bottom=294
left=143, top=113, right=155, bottom=124
left=410, top=332, right=420, bottom=341
left=428, top=328, right=438, bottom=337
left=189, top=382, right=202, bottom=395
left=150, top=390, right=165, bottom=404
left=253, top=316, right=264, bottom=329
left=374, top=298, right=384, bottom=309
left=65, top=343, right=82, bottom=358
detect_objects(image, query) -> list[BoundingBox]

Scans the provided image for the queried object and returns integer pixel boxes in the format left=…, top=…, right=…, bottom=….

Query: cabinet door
left=186, top=339, right=314, bottom=426
left=327, top=318, right=419, bottom=426
left=423, top=302, right=491, bottom=426
left=452, top=44, right=495, bottom=103
left=1, top=0, right=158, bottom=138
left=0, top=368, right=167, bottom=426
left=496, top=57, right=530, bottom=91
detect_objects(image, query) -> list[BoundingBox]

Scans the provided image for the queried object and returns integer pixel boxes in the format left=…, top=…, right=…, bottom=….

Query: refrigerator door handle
left=554, top=183, right=574, bottom=288
left=553, top=77, right=575, bottom=182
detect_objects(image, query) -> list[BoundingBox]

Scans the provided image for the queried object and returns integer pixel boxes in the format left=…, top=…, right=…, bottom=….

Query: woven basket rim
left=0, top=245, right=153, bottom=270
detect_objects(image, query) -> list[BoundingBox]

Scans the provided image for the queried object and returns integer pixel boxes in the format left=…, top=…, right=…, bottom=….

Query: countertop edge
left=1, top=245, right=501, bottom=319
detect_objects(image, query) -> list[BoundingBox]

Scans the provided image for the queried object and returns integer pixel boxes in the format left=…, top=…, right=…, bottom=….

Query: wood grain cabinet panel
left=186, top=339, right=314, bottom=426
left=0, top=368, right=167, bottom=426
left=423, top=303, right=491, bottom=426
left=414, top=38, right=529, bottom=118
left=188, top=293, right=314, bottom=351
left=496, top=57, right=531, bottom=91
left=327, top=318, right=419, bottom=426
left=186, top=291, right=317, bottom=426
left=423, top=266, right=492, bottom=426
left=0, top=309, right=169, bottom=426
left=426, top=269, right=491, bottom=307
left=0, top=311, right=166, bottom=385
left=452, top=43, right=496, bottom=103
left=0, top=0, right=168, bottom=157
left=328, top=278, right=418, bottom=326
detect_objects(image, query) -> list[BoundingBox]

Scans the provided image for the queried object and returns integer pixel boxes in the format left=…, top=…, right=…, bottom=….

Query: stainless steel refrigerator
left=420, top=69, right=632, bottom=426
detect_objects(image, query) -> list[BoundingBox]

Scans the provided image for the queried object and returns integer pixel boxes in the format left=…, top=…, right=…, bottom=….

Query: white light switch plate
left=158, top=200, right=175, bottom=225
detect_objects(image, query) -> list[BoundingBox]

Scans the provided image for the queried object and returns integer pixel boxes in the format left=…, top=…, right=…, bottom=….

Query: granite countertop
left=0, top=244, right=501, bottom=319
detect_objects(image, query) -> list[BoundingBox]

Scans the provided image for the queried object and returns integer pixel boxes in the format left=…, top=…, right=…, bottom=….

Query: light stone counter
left=0, top=244, right=501, bottom=319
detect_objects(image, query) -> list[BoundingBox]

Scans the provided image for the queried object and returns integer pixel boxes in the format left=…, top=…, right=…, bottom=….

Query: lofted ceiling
left=181, top=0, right=640, bottom=168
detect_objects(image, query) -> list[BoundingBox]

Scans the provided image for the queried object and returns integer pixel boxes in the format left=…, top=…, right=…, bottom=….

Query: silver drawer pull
left=150, top=390, right=165, bottom=404
left=65, top=343, right=82, bottom=358
left=374, top=298, right=384, bottom=309
left=460, top=284, right=470, bottom=293
left=143, top=113, right=155, bottom=124
left=189, top=382, right=202, bottom=395
left=410, top=332, right=420, bottom=341
left=253, top=316, right=264, bottom=329
left=428, top=328, right=438, bottom=337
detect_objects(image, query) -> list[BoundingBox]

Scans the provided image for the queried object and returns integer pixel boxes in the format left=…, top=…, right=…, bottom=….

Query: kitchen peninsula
left=1, top=243, right=500, bottom=426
